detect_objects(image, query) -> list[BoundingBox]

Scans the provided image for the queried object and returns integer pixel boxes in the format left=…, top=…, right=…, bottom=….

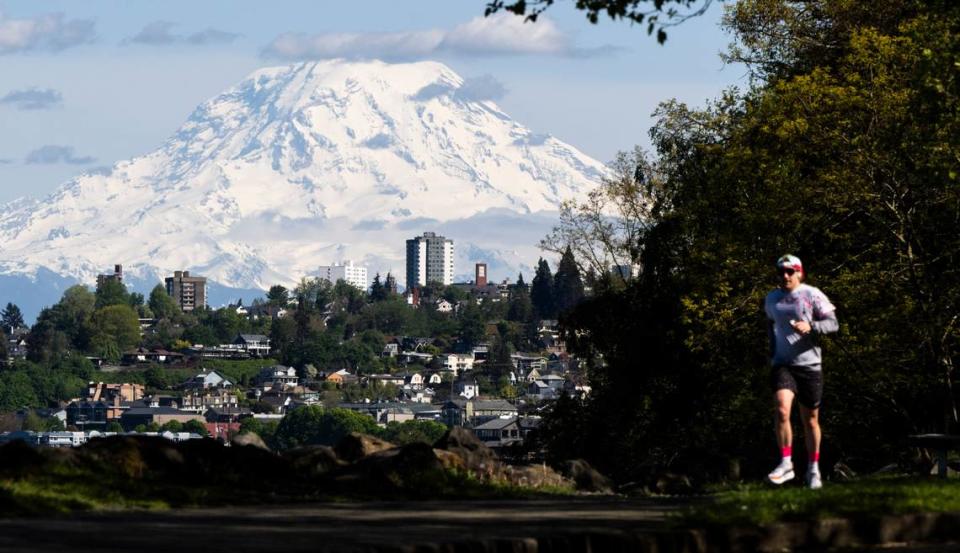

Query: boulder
left=231, top=432, right=269, bottom=451
left=334, top=433, right=396, bottom=463
left=652, top=472, right=694, bottom=495
left=434, top=427, right=497, bottom=474
left=326, top=442, right=447, bottom=497
left=283, top=445, right=343, bottom=477
left=560, top=459, right=614, bottom=493
left=505, top=464, right=569, bottom=489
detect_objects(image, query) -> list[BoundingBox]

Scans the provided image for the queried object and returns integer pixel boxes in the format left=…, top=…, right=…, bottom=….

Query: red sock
left=781, top=446, right=792, bottom=458
left=810, top=451, right=820, bottom=462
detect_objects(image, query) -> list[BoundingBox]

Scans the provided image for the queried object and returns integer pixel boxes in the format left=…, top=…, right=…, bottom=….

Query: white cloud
left=0, top=87, right=63, bottom=110
left=262, top=13, right=613, bottom=60
left=0, top=10, right=96, bottom=54
left=124, top=21, right=240, bottom=46
left=25, top=145, right=96, bottom=165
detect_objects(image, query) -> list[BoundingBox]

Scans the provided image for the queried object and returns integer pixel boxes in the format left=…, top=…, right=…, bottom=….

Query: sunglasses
left=778, top=268, right=797, bottom=276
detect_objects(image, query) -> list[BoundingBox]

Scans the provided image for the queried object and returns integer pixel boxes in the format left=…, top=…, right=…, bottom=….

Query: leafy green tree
left=545, top=0, right=960, bottom=482
left=148, top=284, right=180, bottom=320
left=161, top=420, right=183, bottom=432
left=91, top=305, right=141, bottom=354
left=382, top=419, right=448, bottom=446
left=0, top=371, right=39, bottom=410
left=457, top=303, right=485, bottom=350
left=1, top=303, right=24, bottom=330
left=273, top=406, right=381, bottom=449
left=95, top=278, right=130, bottom=308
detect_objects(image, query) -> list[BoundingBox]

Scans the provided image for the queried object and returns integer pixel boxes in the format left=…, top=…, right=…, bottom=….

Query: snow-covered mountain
left=0, top=59, right=606, bottom=318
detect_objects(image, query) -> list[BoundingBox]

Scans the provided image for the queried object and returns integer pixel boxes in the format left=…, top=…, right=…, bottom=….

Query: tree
left=484, top=0, right=714, bottom=43
left=1, top=303, right=24, bottom=330
left=553, top=246, right=585, bottom=315
left=95, top=278, right=129, bottom=308
left=382, top=419, right=448, bottom=446
left=90, top=305, right=141, bottom=357
left=369, top=274, right=387, bottom=302
left=273, top=406, right=381, bottom=449
left=267, top=285, right=290, bottom=306
left=148, top=284, right=180, bottom=320
left=529, top=258, right=555, bottom=320
left=544, top=0, right=960, bottom=483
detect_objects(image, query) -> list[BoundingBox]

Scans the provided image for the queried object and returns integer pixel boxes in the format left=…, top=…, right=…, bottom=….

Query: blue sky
left=0, top=0, right=744, bottom=204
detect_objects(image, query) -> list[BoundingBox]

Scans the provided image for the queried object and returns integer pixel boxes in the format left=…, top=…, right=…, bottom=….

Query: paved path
left=0, top=498, right=691, bottom=553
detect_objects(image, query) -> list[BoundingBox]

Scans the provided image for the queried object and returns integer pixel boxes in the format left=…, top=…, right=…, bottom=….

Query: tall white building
left=406, top=232, right=454, bottom=288
left=318, top=260, right=369, bottom=290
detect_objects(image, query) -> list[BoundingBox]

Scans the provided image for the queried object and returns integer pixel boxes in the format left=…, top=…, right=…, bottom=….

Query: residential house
left=179, top=389, right=238, bottom=413
left=182, top=370, right=233, bottom=390
left=366, top=374, right=405, bottom=387
left=427, top=373, right=443, bottom=385
left=441, top=353, right=474, bottom=375
left=324, top=369, right=358, bottom=386
left=337, top=401, right=440, bottom=424
left=255, top=365, right=298, bottom=391
left=441, top=398, right=518, bottom=427
left=381, top=343, right=400, bottom=358
left=539, top=374, right=566, bottom=394
left=234, top=334, right=271, bottom=357
left=119, top=407, right=203, bottom=431
left=454, top=378, right=479, bottom=399
left=435, top=298, right=454, bottom=313
left=406, top=373, right=424, bottom=390
left=527, top=380, right=557, bottom=400
left=121, top=347, right=184, bottom=365
left=66, top=401, right=108, bottom=429
left=473, top=417, right=523, bottom=449
left=87, top=382, right=144, bottom=403
left=511, top=353, right=547, bottom=373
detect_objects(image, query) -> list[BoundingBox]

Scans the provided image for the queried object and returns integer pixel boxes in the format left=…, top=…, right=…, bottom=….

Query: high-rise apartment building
left=165, top=270, right=207, bottom=312
left=406, top=232, right=454, bottom=288
left=318, top=260, right=369, bottom=290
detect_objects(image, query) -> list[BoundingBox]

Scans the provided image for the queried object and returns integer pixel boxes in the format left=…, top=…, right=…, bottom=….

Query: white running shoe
left=767, top=462, right=795, bottom=485
left=807, top=469, right=823, bottom=490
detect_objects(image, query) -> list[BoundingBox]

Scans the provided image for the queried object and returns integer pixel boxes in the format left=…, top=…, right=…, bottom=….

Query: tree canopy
left=543, top=0, right=960, bottom=482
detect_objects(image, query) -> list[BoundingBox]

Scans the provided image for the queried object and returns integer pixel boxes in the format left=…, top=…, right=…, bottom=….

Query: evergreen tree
left=369, top=273, right=388, bottom=302
left=515, top=273, right=528, bottom=291
left=553, top=246, right=585, bottom=315
left=266, top=285, right=289, bottom=306
left=529, top=258, right=555, bottom=320
left=1, top=303, right=24, bottom=330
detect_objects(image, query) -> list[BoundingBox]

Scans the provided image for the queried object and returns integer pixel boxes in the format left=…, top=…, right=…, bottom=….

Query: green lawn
left=685, top=476, right=960, bottom=526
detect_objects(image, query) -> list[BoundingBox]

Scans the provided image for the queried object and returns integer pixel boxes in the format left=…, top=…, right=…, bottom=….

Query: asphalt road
left=0, top=498, right=689, bottom=553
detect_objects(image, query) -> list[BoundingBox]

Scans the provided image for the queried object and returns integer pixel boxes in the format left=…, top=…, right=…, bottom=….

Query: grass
left=684, top=476, right=960, bottom=526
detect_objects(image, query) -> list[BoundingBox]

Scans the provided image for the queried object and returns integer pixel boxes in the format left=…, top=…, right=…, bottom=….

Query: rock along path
left=0, top=497, right=692, bottom=553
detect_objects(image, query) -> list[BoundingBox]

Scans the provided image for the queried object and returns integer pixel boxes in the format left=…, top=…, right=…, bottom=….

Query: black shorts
left=771, top=365, right=823, bottom=409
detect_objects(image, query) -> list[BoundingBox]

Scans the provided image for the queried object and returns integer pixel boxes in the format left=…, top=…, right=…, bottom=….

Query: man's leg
left=775, top=389, right=795, bottom=450
left=768, top=388, right=796, bottom=484
left=799, top=404, right=822, bottom=488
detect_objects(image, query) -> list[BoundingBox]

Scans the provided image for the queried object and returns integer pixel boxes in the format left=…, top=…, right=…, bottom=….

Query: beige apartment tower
left=165, top=270, right=207, bottom=311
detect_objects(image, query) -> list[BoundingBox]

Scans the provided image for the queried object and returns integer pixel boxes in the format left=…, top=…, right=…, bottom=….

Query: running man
left=765, top=255, right=838, bottom=489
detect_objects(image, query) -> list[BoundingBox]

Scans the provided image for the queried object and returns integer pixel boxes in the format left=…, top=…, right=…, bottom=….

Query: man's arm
left=811, top=311, right=839, bottom=335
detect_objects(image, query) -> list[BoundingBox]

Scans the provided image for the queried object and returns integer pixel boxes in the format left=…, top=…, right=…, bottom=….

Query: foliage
left=382, top=419, right=448, bottom=446
left=273, top=405, right=382, bottom=449
left=94, top=279, right=129, bottom=309
left=1, top=303, right=24, bottom=330
left=530, top=259, right=555, bottom=320
left=148, top=284, right=180, bottom=320
left=484, top=0, right=714, bottom=43
left=542, top=0, right=960, bottom=483
left=553, top=247, right=585, bottom=315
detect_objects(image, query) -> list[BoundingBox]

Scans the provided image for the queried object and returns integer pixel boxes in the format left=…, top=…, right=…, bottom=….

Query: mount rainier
left=0, top=59, right=607, bottom=320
